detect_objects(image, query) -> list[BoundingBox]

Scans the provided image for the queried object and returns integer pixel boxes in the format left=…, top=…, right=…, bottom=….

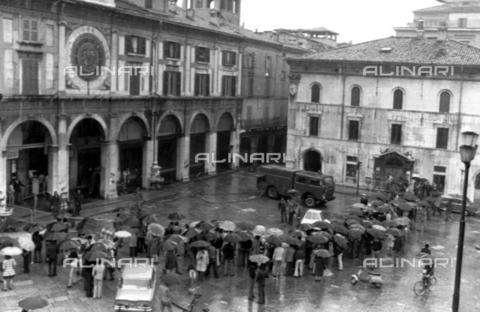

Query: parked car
left=301, top=209, right=329, bottom=225
left=440, top=194, right=479, bottom=216
left=256, top=165, right=335, bottom=207
left=114, top=265, right=157, bottom=312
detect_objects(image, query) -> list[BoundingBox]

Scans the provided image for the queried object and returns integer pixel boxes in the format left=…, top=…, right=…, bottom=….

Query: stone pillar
left=177, top=135, right=190, bottom=182
left=237, top=52, right=242, bottom=96
left=142, top=139, right=155, bottom=189
left=58, top=21, right=67, bottom=92
left=230, top=129, right=240, bottom=169
left=53, top=115, right=69, bottom=194
left=101, top=141, right=119, bottom=199
left=206, top=131, right=217, bottom=175
left=0, top=151, right=7, bottom=200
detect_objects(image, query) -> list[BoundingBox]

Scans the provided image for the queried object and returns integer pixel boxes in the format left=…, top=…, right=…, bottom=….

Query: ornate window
left=439, top=91, right=451, bottom=113
left=351, top=86, right=361, bottom=106
left=393, top=89, right=404, bottom=110
left=311, top=83, right=321, bottom=103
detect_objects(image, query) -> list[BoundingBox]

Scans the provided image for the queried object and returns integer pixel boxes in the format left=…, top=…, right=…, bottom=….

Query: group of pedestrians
left=278, top=197, right=301, bottom=226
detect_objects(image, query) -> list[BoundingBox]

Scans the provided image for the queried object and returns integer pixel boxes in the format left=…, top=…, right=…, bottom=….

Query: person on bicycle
left=422, top=264, right=434, bottom=288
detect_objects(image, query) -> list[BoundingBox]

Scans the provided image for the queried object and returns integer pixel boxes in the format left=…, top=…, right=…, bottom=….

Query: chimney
left=416, top=18, right=425, bottom=38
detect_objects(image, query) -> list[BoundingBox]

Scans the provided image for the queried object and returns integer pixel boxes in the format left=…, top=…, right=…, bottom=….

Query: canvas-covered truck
left=256, top=165, right=335, bottom=207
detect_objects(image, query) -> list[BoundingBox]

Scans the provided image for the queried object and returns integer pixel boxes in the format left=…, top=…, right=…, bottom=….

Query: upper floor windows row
left=309, top=83, right=452, bottom=113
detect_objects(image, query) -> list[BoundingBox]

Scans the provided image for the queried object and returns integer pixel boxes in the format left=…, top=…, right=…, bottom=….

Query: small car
left=439, top=195, right=479, bottom=216
left=300, top=209, right=328, bottom=225
left=114, top=264, right=157, bottom=312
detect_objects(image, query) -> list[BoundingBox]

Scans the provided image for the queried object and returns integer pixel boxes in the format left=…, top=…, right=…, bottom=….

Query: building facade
left=395, top=0, right=480, bottom=48
left=286, top=37, right=480, bottom=202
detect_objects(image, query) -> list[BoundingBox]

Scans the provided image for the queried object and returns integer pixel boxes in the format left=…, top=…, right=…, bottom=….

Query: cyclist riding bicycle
left=422, top=264, right=434, bottom=288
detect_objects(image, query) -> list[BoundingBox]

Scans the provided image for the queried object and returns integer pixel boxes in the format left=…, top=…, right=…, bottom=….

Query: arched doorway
left=189, top=114, right=209, bottom=177
left=216, top=113, right=234, bottom=171
left=118, top=117, right=147, bottom=192
left=69, top=118, right=105, bottom=199
left=5, top=121, right=53, bottom=206
left=157, top=115, right=182, bottom=182
left=304, top=149, right=322, bottom=172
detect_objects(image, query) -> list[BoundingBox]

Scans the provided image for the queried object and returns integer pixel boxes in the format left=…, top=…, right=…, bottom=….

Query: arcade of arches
left=0, top=112, right=239, bottom=206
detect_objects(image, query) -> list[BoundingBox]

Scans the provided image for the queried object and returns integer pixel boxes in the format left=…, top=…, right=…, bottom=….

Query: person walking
left=287, top=198, right=296, bottom=226
left=333, top=241, right=344, bottom=271
left=46, top=241, right=58, bottom=277
left=22, top=249, right=31, bottom=274
left=314, top=254, right=325, bottom=282
left=206, top=245, right=219, bottom=278
left=222, top=242, right=235, bottom=276
left=293, top=245, right=306, bottom=277
left=92, top=262, right=105, bottom=298
left=73, top=189, right=83, bottom=216
left=129, top=229, right=138, bottom=258
left=247, top=261, right=257, bottom=301
left=32, top=231, right=43, bottom=263
left=2, top=255, right=16, bottom=291
left=285, top=244, right=295, bottom=276
left=278, top=197, right=287, bottom=223
left=195, top=248, right=209, bottom=281
left=67, top=251, right=79, bottom=288
left=256, top=264, right=268, bottom=305
left=272, top=243, right=286, bottom=278
left=237, top=239, right=252, bottom=268
left=164, top=248, right=178, bottom=274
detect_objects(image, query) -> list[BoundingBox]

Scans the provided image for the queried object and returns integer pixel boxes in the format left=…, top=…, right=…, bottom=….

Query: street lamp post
left=452, top=131, right=478, bottom=312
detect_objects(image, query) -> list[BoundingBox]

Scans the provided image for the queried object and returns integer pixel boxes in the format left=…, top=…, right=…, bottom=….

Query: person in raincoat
left=272, top=243, right=286, bottom=278
left=195, top=247, right=209, bottom=281
left=314, top=253, right=325, bottom=281
left=256, top=264, right=269, bottom=305
left=247, top=261, right=257, bottom=300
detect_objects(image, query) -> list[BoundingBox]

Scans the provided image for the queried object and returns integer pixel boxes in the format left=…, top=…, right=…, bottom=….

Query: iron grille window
left=221, top=75, right=236, bottom=96
left=163, top=71, right=181, bottom=96
left=164, top=41, right=181, bottom=59
left=194, top=74, right=210, bottom=96
left=391, top=124, right=402, bottom=145
left=222, top=51, right=236, bottom=66
left=22, top=19, right=38, bottom=42
left=436, top=128, right=449, bottom=149
left=195, top=47, right=210, bottom=63
left=309, top=116, right=319, bottom=136
left=348, top=120, right=359, bottom=141
left=393, top=89, right=403, bottom=109
left=439, top=91, right=450, bottom=113
left=125, top=36, right=146, bottom=55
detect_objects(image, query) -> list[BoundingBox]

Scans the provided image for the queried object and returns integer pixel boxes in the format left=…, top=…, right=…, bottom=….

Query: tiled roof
left=289, top=37, right=480, bottom=66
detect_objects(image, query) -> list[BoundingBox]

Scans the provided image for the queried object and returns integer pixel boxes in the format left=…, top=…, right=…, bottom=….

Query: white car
left=301, top=209, right=329, bottom=225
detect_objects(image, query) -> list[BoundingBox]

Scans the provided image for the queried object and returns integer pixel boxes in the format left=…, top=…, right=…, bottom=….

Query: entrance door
left=304, top=150, right=322, bottom=172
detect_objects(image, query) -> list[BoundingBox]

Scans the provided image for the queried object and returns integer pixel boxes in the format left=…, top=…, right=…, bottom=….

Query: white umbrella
left=372, top=224, right=386, bottom=232
left=267, top=228, right=284, bottom=236
left=0, top=246, right=23, bottom=256
left=114, top=230, right=132, bottom=238
left=219, top=221, right=236, bottom=232
left=18, top=236, right=35, bottom=252
left=253, top=225, right=266, bottom=236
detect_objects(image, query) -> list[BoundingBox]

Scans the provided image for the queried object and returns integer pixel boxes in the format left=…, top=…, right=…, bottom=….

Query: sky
left=241, top=0, right=440, bottom=44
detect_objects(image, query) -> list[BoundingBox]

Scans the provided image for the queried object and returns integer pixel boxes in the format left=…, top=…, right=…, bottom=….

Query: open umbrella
left=332, top=224, right=349, bottom=236
left=348, top=209, right=364, bottom=217
left=236, top=231, right=253, bottom=242
left=0, top=246, right=23, bottom=256
left=352, top=203, right=367, bottom=209
left=402, top=192, right=419, bottom=202
left=348, top=223, right=365, bottom=232
left=57, top=211, right=72, bottom=219
left=58, top=239, right=81, bottom=251
left=223, top=233, right=241, bottom=243
left=366, top=228, right=386, bottom=240
left=345, top=218, right=361, bottom=227
left=84, top=250, right=109, bottom=262
left=184, top=228, right=201, bottom=239
left=18, top=295, right=49, bottom=310
left=249, top=254, right=270, bottom=264
left=124, top=218, right=141, bottom=228
left=348, top=228, right=364, bottom=240
left=361, top=220, right=373, bottom=228
left=372, top=224, right=386, bottom=232
left=394, top=217, right=410, bottom=226
left=313, top=249, right=331, bottom=258
left=163, top=240, right=177, bottom=252
left=147, top=223, right=165, bottom=237
left=236, top=222, right=254, bottom=231
left=142, top=214, right=159, bottom=225
left=71, top=237, right=89, bottom=245
left=252, top=225, right=266, bottom=236
left=371, top=192, right=389, bottom=202
left=98, top=238, right=115, bottom=249
left=44, top=232, right=67, bottom=242
left=267, top=228, right=284, bottom=236
left=334, top=234, right=349, bottom=250
left=370, top=200, right=384, bottom=207
left=312, top=221, right=332, bottom=231
left=195, top=221, right=215, bottom=232
left=114, top=230, right=132, bottom=238
left=299, top=224, right=313, bottom=232
left=190, top=240, right=211, bottom=248
left=266, top=235, right=281, bottom=245
left=87, top=243, right=108, bottom=253
left=0, top=237, right=17, bottom=248
left=279, top=235, right=301, bottom=246
left=377, top=204, right=393, bottom=214
left=386, top=228, right=403, bottom=237
left=50, top=222, right=68, bottom=232
left=168, top=212, right=186, bottom=221
left=18, top=236, right=35, bottom=252
left=307, top=233, right=329, bottom=244
left=219, top=221, right=236, bottom=232
left=166, top=234, right=187, bottom=245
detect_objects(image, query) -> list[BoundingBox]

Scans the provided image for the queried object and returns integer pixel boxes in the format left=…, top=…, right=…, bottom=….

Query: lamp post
left=452, top=131, right=478, bottom=312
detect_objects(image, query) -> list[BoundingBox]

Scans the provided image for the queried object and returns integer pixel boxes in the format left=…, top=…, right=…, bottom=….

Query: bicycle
left=171, top=287, right=209, bottom=312
left=413, top=274, right=437, bottom=296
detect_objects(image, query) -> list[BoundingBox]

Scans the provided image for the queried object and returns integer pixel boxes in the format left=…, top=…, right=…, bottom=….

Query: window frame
left=391, top=123, right=403, bottom=145
left=346, top=156, right=359, bottom=182
left=433, top=165, right=446, bottom=193
left=22, top=18, right=39, bottom=42
left=195, top=46, right=210, bottom=64
left=125, top=35, right=146, bottom=55
left=436, top=127, right=449, bottom=149
left=393, top=88, right=404, bottom=110
left=351, top=86, right=361, bottom=107
left=163, top=71, right=181, bottom=96
left=221, top=75, right=237, bottom=96
left=439, top=90, right=451, bottom=113
left=164, top=41, right=181, bottom=59
left=311, top=83, right=321, bottom=103
left=348, top=120, right=360, bottom=141
left=222, top=50, right=237, bottom=67
left=194, top=73, right=210, bottom=96
left=309, top=116, right=319, bottom=137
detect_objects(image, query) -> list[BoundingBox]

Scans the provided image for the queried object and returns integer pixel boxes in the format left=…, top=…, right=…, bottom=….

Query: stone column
left=0, top=151, right=7, bottom=200
left=54, top=115, right=69, bottom=194
left=230, top=129, right=240, bottom=169
left=176, top=135, right=190, bottom=182
left=206, top=131, right=217, bottom=175
left=143, top=139, right=155, bottom=189
left=236, top=52, right=242, bottom=96
left=101, top=141, right=119, bottom=199
left=58, top=21, right=67, bottom=92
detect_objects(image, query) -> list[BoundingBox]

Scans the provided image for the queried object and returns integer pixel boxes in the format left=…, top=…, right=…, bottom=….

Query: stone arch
left=438, top=89, right=453, bottom=113
left=115, top=113, right=150, bottom=140
left=67, top=114, right=108, bottom=142
left=156, top=110, right=184, bottom=136
left=302, top=147, right=322, bottom=173
left=216, top=111, right=235, bottom=131
left=0, top=117, right=58, bottom=151
left=187, top=110, right=212, bottom=134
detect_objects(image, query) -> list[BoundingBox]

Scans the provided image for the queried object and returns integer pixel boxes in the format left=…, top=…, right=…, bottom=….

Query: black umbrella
left=84, top=250, right=109, bottom=262
left=18, top=295, right=49, bottom=310
left=189, top=240, right=211, bottom=248
left=168, top=212, right=186, bottom=221
left=44, top=232, right=67, bottom=242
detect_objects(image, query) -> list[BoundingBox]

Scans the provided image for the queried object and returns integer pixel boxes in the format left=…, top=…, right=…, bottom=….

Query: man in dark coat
left=32, top=231, right=43, bottom=263
left=46, top=241, right=58, bottom=276
left=256, top=265, right=269, bottom=304
left=73, top=189, right=83, bottom=216
left=247, top=261, right=257, bottom=301
left=22, top=249, right=32, bottom=273
left=278, top=197, right=287, bottom=223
